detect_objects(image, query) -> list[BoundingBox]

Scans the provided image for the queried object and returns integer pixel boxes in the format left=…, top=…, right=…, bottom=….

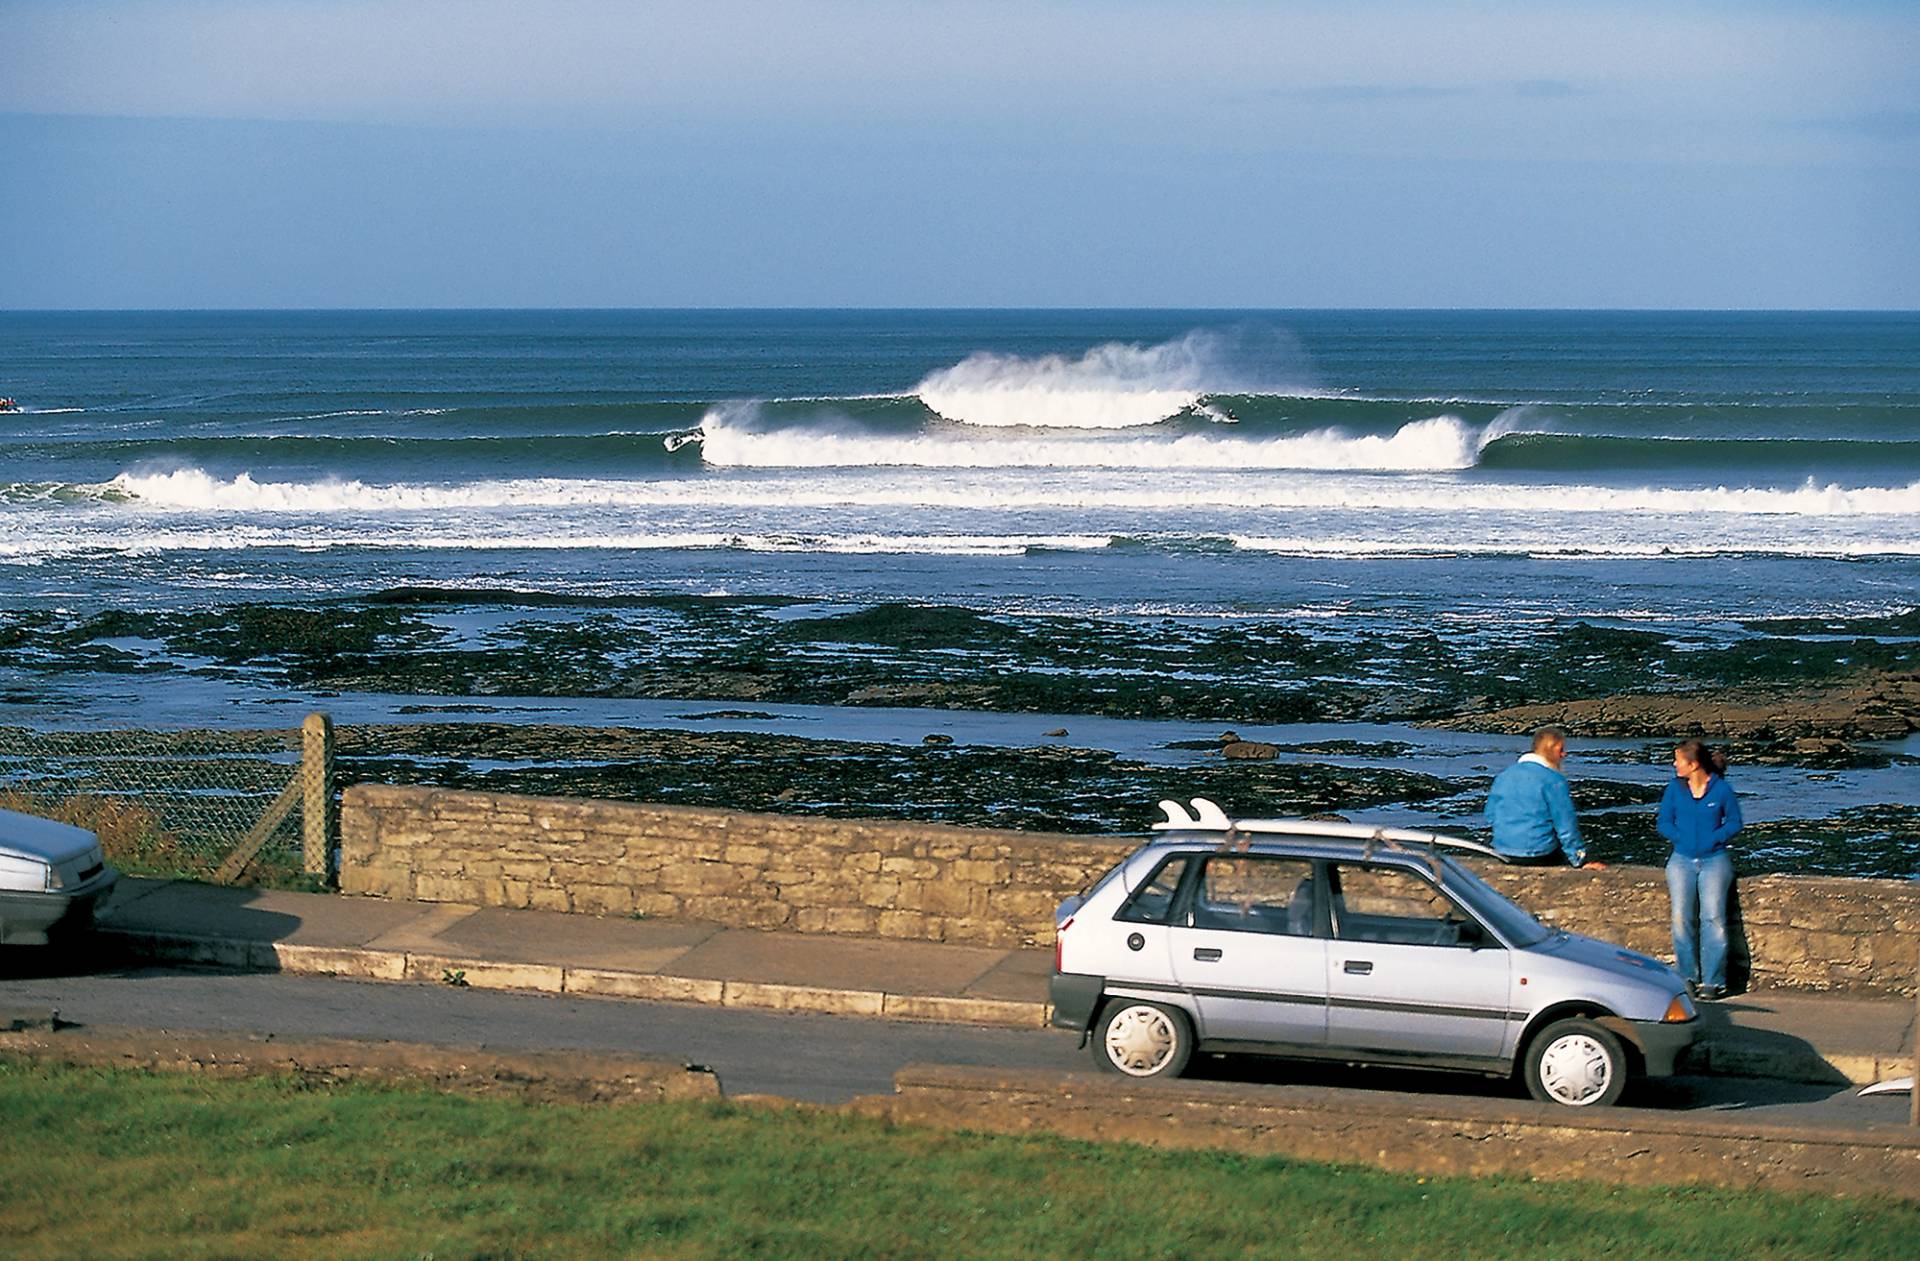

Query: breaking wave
left=914, top=328, right=1316, bottom=429
left=692, top=402, right=1511, bottom=471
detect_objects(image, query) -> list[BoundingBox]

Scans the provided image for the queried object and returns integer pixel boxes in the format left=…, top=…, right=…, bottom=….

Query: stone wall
left=339, top=785, right=1920, bottom=995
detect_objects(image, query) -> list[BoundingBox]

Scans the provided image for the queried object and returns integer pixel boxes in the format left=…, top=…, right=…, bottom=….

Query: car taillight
left=1662, top=992, right=1695, bottom=1023
left=1054, top=916, right=1073, bottom=973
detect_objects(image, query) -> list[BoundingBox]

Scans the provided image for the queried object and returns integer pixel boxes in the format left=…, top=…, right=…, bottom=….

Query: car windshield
left=1440, top=858, right=1554, bottom=947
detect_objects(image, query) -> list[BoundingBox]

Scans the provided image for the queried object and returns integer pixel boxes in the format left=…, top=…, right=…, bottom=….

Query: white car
left=1051, top=800, right=1698, bottom=1107
left=0, top=808, right=118, bottom=945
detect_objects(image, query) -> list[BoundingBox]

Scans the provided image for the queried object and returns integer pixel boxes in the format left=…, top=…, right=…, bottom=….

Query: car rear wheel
left=1094, top=999, right=1193, bottom=1080
left=1524, top=1017, right=1628, bottom=1107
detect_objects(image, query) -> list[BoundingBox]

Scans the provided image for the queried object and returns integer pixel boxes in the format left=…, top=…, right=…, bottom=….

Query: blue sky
left=2, top=1, right=1915, bottom=308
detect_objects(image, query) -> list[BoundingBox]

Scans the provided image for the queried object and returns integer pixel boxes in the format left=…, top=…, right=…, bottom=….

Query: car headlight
left=43, top=863, right=64, bottom=892
left=1662, top=992, right=1696, bottom=1023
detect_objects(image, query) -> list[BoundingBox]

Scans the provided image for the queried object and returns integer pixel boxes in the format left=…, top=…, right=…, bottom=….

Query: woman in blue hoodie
left=1658, top=739, right=1743, bottom=1000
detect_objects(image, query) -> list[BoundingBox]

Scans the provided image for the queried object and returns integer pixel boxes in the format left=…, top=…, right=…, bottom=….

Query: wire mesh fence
left=0, top=723, right=322, bottom=884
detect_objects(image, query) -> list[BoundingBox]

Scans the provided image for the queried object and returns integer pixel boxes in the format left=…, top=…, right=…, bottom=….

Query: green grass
left=1, top=1062, right=1913, bottom=1261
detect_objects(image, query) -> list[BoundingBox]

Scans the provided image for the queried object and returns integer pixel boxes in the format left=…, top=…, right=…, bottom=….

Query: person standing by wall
left=1486, top=727, right=1590, bottom=867
left=1658, top=739, right=1743, bottom=1000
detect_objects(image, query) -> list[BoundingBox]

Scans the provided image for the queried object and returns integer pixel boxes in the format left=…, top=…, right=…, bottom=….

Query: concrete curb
left=95, top=929, right=1902, bottom=1083
left=97, top=929, right=1055, bottom=1030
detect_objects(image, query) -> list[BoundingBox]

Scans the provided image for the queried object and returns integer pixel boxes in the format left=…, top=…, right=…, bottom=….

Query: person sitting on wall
left=1485, top=727, right=1593, bottom=867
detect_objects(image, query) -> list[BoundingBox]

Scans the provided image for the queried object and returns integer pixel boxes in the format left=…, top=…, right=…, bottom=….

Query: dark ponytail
left=1675, top=738, right=1729, bottom=777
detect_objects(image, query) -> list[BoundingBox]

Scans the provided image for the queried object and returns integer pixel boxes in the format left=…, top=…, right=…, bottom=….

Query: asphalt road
left=2, top=960, right=1912, bottom=1131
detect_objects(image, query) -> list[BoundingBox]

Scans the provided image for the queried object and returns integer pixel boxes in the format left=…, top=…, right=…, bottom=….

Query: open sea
left=3, top=308, right=1917, bottom=618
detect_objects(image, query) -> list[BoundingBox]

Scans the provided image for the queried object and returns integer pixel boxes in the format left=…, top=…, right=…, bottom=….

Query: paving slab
left=961, top=949, right=1051, bottom=1004
left=666, top=929, right=1011, bottom=995
left=1707, top=991, right=1915, bottom=1056
left=102, top=879, right=426, bottom=949
left=1692, top=991, right=1916, bottom=1083
left=430, top=905, right=722, bottom=972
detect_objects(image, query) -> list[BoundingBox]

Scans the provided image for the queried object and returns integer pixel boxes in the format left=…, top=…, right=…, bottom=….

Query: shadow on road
left=1171, top=1048, right=1855, bottom=1115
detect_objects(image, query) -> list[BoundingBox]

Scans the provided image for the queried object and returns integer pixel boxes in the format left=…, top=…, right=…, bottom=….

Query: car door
left=1167, top=853, right=1328, bottom=1046
left=1324, top=860, right=1512, bottom=1060
left=1101, top=851, right=1197, bottom=994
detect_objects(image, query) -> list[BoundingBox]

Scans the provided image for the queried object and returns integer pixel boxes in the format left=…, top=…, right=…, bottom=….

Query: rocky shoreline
left=1429, top=669, right=1920, bottom=761
left=3, top=590, right=1916, bottom=882
left=6, top=592, right=1917, bottom=754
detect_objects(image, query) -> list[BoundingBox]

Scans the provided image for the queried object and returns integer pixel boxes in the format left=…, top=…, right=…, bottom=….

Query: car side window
left=1117, top=856, right=1193, bottom=924
left=1191, top=855, right=1318, bottom=936
left=1329, top=864, right=1488, bottom=947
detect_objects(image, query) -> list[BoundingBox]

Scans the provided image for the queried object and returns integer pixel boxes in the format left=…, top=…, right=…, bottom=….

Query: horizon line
left=5, top=305, right=1918, bottom=316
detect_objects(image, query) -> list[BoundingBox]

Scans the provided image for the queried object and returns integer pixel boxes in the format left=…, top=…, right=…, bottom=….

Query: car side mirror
left=1456, top=921, right=1487, bottom=949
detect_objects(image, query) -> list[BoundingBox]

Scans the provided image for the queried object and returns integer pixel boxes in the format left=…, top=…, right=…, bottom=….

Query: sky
left=2, top=0, right=1916, bottom=309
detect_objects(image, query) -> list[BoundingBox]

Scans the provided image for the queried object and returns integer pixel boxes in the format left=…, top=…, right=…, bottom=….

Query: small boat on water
left=0, top=398, right=18, bottom=412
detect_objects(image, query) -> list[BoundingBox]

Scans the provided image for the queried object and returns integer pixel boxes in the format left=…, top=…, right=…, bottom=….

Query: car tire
left=1093, top=999, right=1193, bottom=1080
left=1523, top=1017, right=1629, bottom=1107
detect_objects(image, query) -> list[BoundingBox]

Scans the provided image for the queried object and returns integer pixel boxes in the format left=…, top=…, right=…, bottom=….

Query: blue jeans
left=1666, top=850, right=1734, bottom=989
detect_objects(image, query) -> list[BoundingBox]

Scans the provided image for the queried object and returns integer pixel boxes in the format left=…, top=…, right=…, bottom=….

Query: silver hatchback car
left=1050, top=800, right=1698, bottom=1107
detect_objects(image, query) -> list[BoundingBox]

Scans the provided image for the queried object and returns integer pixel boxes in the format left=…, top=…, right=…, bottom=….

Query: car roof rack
left=1152, top=797, right=1506, bottom=864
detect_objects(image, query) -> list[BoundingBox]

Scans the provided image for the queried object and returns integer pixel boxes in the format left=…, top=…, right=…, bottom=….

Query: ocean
left=3, top=309, right=1916, bottom=611
left=2, top=310, right=1916, bottom=874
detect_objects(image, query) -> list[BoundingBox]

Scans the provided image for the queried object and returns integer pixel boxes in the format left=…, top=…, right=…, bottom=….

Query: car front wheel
left=1094, top=999, right=1193, bottom=1080
left=1524, top=1017, right=1629, bottom=1107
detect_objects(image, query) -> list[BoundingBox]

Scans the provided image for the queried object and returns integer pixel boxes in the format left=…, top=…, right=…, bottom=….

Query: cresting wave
left=912, top=328, right=1316, bottom=429
left=50, top=466, right=1920, bottom=518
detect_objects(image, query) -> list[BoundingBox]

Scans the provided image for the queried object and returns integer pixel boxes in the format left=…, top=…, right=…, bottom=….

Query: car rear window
left=1117, top=855, right=1193, bottom=924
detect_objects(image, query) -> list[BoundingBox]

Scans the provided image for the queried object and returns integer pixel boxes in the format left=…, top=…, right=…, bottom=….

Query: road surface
left=2, top=959, right=1910, bottom=1130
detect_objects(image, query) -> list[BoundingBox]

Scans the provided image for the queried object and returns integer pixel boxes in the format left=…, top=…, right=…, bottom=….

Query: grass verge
left=1, top=1062, right=1915, bottom=1261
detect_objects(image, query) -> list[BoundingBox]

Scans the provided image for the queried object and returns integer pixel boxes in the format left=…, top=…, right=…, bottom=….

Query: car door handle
left=1193, top=948, right=1223, bottom=962
left=1343, top=960, right=1373, bottom=975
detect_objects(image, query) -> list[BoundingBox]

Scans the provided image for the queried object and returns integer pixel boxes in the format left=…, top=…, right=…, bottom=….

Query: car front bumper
left=1621, top=1016, right=1698, bottom=1078
left=0, top=868, right=118, bottom=946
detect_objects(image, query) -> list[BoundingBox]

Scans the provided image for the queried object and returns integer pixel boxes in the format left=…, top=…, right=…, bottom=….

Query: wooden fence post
left=302, top=712, right=335, bottom=880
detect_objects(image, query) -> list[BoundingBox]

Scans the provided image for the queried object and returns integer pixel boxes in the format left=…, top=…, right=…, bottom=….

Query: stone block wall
left=340, top=785, right=1919, bottom=995
left=341, top=785, right=1125, bottom=948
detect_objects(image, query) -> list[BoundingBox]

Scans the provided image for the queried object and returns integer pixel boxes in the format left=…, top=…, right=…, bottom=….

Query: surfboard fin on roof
left=1148, top=797, right=1503, bottom=861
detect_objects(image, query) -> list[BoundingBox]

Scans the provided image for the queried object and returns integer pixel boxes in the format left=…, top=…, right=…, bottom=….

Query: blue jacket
left=1486, top=756, right=1585, bottom=866
left=1656, top=775, right=1742, bottom=858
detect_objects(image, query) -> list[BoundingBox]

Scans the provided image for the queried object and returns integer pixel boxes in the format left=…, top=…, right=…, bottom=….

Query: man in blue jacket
left=1485, top=728, right=1589, bottom=867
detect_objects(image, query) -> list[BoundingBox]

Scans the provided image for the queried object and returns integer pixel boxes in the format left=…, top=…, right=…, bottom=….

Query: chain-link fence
left=0, top=720, right=330, bottom=885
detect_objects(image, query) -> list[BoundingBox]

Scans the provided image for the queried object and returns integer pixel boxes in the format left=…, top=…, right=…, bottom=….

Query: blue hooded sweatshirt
left=1656, top=775, right=1742, bottom=858
left=1485, top=755, right=1585, bottom=866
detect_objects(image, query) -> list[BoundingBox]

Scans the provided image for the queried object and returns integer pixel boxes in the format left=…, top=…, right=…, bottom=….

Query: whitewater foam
left=694, top=404, right=1490, bottom=471
left=44, top=462, right=1920, bottom=526
left=914, top=328, right=1317, bottom=429
left=5, top=521, right=1916, bottom=562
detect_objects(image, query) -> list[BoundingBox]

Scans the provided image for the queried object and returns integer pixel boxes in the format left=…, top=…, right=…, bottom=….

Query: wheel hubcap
left=1104, top=1005, right=1176, bottom=1076
left=1539, top=1033, right=1613, bottom=1105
